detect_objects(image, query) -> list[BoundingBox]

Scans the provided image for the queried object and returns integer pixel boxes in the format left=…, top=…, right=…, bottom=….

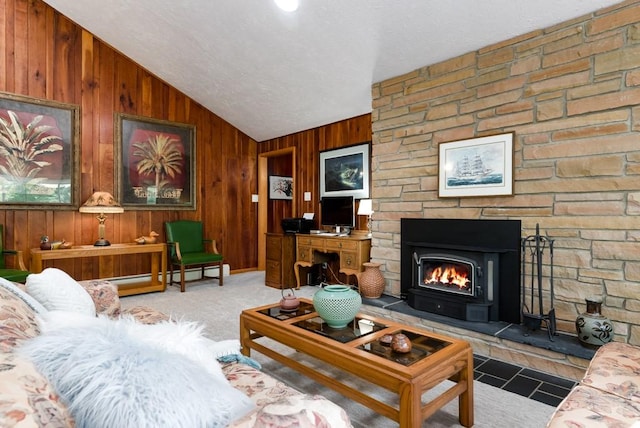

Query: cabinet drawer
left=297, top=246, right=313, bottom=263
left=266, top=237, right=282, bottom=260
left=340, top=251, right=358, bottom=269
left=326, top=239, right=358, bottom=251
left=266, top=260, right=282, bottom=283
left=297, top=236, right=313, bottom=246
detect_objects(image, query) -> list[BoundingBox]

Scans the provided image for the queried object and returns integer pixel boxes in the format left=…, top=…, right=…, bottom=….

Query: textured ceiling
left=42, top=0, right=621, bottom=141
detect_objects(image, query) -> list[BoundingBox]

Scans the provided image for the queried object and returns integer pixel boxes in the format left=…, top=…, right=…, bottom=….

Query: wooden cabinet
left=265, top=233, right=296, bottom=289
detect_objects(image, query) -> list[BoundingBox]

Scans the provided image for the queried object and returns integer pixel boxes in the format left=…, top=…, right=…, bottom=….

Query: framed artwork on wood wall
left=0, top=92, right=80, bottom=209
left=438, top=132, right=514, bottom=198
left=115, top=113, right=196, bottom=210
left=269, top=175, right=293, bottom=200
left=319, top=142, right=370, bottom=199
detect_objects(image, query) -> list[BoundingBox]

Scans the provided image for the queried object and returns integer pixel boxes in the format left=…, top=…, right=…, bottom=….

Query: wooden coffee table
left=240, top=299, right=474, bottom=427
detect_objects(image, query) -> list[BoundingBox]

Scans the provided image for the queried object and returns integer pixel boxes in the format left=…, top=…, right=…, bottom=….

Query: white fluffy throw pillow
left=21, top=315, right=255, bottom=428
left=26, top=268, right=96, bottom=316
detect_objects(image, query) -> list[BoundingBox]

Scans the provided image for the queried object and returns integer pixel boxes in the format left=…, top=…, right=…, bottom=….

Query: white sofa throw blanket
left=20, top=311, right=255, bottom=428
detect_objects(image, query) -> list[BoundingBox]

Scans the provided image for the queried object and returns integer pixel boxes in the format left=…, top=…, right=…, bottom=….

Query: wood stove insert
left=401, top=218, right=521, bottom=324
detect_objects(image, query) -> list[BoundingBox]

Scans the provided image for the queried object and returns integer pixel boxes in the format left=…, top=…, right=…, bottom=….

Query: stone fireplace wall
left=370, top=1, right=640, bottom=344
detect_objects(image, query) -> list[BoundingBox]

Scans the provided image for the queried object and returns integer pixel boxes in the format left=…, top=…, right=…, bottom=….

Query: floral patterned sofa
left=0, top=278, right=352, bottom=427
left=546, top=341, right=640, bottom=427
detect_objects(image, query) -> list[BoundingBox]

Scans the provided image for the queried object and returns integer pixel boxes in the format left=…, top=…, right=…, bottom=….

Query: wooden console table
left=30, top=243, right=167, bottom=296
left=293, top=234, right=371, bottom=288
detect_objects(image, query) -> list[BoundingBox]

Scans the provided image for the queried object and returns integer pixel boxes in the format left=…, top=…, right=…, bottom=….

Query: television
left=321, top=196, right=354, bottom=228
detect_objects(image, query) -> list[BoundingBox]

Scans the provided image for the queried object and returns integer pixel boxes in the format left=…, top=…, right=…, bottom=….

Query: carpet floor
left=120, top=271, right=555, bottom=427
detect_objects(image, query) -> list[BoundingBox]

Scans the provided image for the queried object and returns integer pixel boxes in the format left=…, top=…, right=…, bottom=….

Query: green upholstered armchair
left=164, top=220, right=224, bottom=292
left=0, top=224, right=30, bottom=283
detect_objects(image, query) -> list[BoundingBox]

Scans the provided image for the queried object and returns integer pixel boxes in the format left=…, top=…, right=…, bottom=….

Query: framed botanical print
left=0, top=92, right=80, bottom=209
left=115, top=113, right=196, bottom=210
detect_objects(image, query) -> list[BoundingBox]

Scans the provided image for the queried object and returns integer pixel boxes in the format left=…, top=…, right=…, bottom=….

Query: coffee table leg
left=398, top=382, right=421, bottom=428
left=459, top=350, right=474, bottom=427
left=240, top=315, right=251, bottom=357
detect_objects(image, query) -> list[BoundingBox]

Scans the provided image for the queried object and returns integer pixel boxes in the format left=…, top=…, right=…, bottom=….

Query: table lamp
left=357, top=199, right=373, bottom=237
left=79, top=191, right=124, bottom=246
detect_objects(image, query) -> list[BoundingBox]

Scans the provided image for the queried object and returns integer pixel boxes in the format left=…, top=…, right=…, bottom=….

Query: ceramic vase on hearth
left=358, top=262, right=385, bottom=299
left=575, top=297, right=613, bottom=347
left=313, top=285, right=362, bottom=329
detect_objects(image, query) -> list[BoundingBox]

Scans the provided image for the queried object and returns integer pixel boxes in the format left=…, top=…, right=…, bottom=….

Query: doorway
left=257, top=147, right=296, bottom=270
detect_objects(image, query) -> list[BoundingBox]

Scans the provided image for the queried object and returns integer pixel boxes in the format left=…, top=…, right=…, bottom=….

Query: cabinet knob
left=345, top=257, right=352, bottom=266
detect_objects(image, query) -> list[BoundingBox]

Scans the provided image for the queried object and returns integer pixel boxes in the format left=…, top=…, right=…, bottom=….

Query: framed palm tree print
left=115, top=113, right=196, bottom=210
left=0, top=92, right=80, bottom=209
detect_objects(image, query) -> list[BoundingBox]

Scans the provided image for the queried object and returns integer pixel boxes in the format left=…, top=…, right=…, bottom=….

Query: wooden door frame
left=257, top=147, right=296, bottom=270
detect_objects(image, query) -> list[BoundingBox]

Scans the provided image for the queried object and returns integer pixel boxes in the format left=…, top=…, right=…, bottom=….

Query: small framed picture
left=438, top=132, right=514, bottom=198
left=269, top=175, right=293, bottom=200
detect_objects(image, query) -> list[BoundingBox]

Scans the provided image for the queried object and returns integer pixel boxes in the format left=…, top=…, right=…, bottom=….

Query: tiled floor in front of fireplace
left=473, top=354, right=577, bottom=407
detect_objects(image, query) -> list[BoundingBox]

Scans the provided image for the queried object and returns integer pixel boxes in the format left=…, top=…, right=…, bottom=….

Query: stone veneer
left=370, top=0, right=640, bottom=351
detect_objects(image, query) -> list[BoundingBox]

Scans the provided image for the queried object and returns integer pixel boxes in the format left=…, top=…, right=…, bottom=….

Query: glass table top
left=357, top=330, right=452, bottom=366
left=257, top=301, right=452, bottom=366
left=293, top=316, right=387, bottom=343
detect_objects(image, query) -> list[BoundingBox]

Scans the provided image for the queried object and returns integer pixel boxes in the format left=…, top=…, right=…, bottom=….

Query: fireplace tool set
left=521, top=223, right=557, bottom=340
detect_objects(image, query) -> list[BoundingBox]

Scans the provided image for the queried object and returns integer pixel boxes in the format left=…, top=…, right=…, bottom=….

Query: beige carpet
left=120, top=271, right=555, bottom=427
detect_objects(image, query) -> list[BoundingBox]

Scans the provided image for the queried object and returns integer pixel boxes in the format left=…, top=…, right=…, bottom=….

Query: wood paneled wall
left=0, top=0, right=258, bottom=278
left=259, top=114, right=372, bottom=231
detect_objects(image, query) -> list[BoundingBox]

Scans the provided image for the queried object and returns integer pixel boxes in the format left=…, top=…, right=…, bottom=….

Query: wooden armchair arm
left=204, top=239, right=220, bottom=254
left=2, top=249, right=28, bottom=271
left=166, top=241, right=183, bottom=261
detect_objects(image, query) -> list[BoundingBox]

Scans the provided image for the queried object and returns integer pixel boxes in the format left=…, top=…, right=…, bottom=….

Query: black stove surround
left=401, top=218, right=521, bottom=324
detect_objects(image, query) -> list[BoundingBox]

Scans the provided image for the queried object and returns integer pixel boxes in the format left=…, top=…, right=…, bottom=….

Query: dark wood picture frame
left=0, top=92, right=80, bottom=209
left=115, top=113, right=196, bottom=210
left=319, top=142, right=371, bottom=199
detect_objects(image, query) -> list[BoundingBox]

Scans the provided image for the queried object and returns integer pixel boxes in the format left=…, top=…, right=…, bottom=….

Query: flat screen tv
left=321, top=196, right=354, bottom=228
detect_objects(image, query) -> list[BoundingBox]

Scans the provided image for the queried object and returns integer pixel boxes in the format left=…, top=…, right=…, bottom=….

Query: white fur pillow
left=21, top=314, right=254, bottom=427
left=26, top=268, right=95, bottom=316
left=38, top=311, right=230, bottom=383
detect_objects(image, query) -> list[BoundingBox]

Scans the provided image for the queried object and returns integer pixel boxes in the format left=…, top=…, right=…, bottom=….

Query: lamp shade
left=79, top=191, right=124, bottom=214
left=357, top=199, right=373, bottom=216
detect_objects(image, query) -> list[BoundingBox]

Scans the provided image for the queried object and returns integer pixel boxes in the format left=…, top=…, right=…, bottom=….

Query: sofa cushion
left=0, top=277, right=47, bottom=314
left=26, top=268, right=96, bottom=316
left=77, top=279, right=121, bottom=317
left=0, top=352, right=73, bottom=427
left=0, top=284, right=40, bottom=352
left=222, top=362, right=352, bottom=428
left=546, top=384, right=640, bottom=427
left=581, top=341, right=640, bottom=403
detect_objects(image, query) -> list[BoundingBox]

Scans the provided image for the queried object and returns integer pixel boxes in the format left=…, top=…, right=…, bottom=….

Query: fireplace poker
left=521, top=223, right=557, bottom=340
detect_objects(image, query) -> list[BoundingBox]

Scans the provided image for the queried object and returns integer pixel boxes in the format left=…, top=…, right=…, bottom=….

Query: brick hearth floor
left=473, top=354, right=576, bottom=407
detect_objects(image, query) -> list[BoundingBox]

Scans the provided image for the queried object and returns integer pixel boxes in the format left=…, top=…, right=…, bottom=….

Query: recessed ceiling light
left=274, top=0, right=299, bottom=12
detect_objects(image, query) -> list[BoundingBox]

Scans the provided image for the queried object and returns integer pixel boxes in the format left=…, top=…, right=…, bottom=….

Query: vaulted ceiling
left=43, top=0, right=621, bottom=141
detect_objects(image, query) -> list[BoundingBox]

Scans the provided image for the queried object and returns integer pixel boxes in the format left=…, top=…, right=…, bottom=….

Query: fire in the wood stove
left=423, top=263, right=471, bottom=289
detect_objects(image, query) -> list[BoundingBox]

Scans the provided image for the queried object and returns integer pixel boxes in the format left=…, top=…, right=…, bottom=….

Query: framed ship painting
left=438, top=132, right=514, bottom=198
